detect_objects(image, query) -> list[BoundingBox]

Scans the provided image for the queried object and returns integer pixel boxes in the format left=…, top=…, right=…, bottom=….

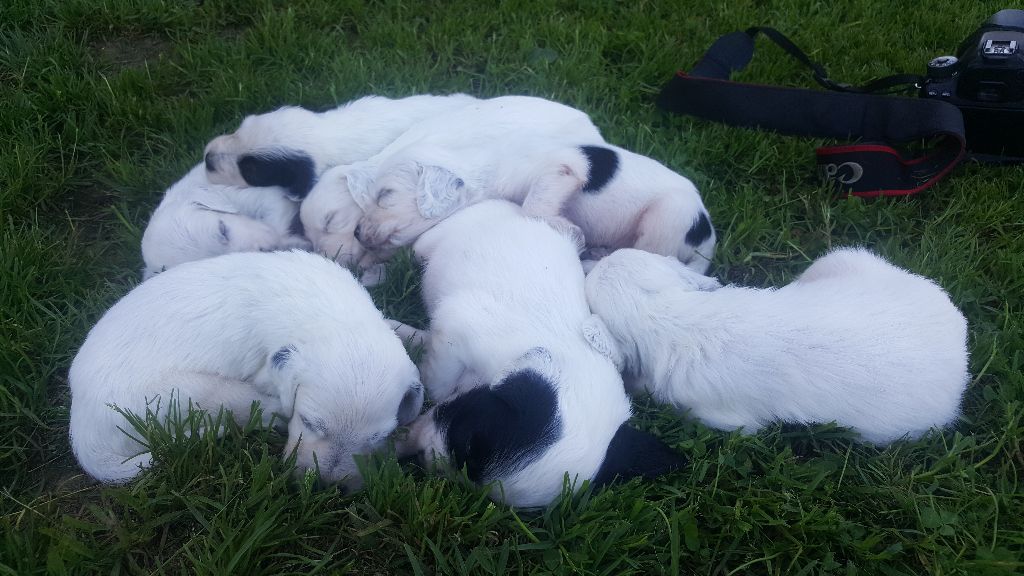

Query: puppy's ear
left=592, top=423, right=686, bottom=487
left=397, top=381, right=424, bottom=426
left=343, top=164, right=377, bottom=212
left=269, top=346, right=299, bottom=417
left=415, top=164, right=467, bottom=219
left=238, top=151, right=316, bottom=200
left=582, top=315, right=624, bottom=371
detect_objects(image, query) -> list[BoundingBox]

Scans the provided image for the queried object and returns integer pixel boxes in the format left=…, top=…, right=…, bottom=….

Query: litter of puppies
left=69, top=93, right=970, bottom=507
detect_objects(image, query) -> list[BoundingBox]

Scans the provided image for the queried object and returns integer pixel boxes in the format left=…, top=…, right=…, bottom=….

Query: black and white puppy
left=397, top=201, right=684, bottom=508
left=354, top=134, right=715, bottom=273
left=141, top=164, right=309, bottom=279
left=203, top=94, right=478, bottom=200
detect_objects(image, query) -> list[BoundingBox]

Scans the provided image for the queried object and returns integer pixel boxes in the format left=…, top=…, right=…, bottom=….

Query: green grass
left=2, top=0, right=1022, bottom=573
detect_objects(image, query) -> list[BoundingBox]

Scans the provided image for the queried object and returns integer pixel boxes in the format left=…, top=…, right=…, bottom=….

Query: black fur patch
left=684, top=211, right=712, bottom=247
left=271, top=346, right=295, bottom=369
left=579, top=146, right=619, bottom=193
left=238, top=151, right=316, bottom=200
left=592, top=423, right=686, bottom=487
left=433, top=369, right=562, bottom=483
left=288, top=211, right=305, bottom=236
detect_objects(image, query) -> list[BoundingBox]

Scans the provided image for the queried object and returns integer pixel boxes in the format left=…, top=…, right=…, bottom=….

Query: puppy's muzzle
left=204, top=151, right=217, bottom=172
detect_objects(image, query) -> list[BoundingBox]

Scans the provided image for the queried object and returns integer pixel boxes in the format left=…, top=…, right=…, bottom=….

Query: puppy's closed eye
left=322, top=211, right=337, bottom=233
left=218, top=220, right=230, bottom=245
left=376, top=188, right=396, bottom=208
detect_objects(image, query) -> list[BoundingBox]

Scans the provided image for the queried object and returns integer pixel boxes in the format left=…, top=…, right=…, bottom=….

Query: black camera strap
left=657, top=28, right=967, bottom=197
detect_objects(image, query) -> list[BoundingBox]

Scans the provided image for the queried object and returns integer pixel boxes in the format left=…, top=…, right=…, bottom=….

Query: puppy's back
left=415, top=201, right=585, bottom=316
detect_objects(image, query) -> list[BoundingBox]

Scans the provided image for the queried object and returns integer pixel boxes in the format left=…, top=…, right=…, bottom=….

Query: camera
left=922, top=9, right=1024, bottom=160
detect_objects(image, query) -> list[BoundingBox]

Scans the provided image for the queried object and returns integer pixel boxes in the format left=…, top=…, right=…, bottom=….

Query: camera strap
left=657, top=27, right=967, bottom=197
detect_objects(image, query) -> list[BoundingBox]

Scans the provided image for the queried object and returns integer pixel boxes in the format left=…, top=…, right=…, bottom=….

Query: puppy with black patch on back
left=355, top=132, right=716, bottom=273
left=203, top=93, right=479, bottom=200
left=396, top=200, right=685, bottom=508
left=141, top=164, right=310, bottom=280
left=583, top=248, right=970, bottom=445
left=69, top=250, right=424, bottom=487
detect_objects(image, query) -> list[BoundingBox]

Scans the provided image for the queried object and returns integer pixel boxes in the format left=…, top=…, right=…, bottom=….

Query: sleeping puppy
left=299, top=163, right=372, bottom=268
left=203, top=93, right=478, bottom=200
left=397, top=200, right=684, bottom=508
left=141, top=164, right=309, bottom=279
left=302, top=95, right=603, bottom=266
left=355, top=138, right=716, bottom=273
left=69, top=250, right=424, bottom=487
left=583, top=248, right=970, bottom=445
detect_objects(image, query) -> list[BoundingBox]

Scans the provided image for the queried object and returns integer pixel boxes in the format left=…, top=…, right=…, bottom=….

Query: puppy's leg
left=418, top=330, right=469, bottom=403
left=161, top=372, right=282, bottom=428
left=521, top=150, right=587, bottom=219
left=387, top=319, right=428, bottom=345
left=359, top=263, right=388, bottom=288
left=276, top=235, right=313, bottom=251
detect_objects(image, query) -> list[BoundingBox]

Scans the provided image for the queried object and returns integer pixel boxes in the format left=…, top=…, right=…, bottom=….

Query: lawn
left=2, top=0, right=1022, bottom=574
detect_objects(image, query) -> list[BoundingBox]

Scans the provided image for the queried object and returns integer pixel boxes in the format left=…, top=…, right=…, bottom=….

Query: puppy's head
left=300, top=164, right=377, bottom=267
left=355, top=157, right=468, bottom=256
left=402, top=349, right=562, bottom=490
left=204, top=107, right=320, bottom=200
left=269, top=337, right=423, bottom=490
left=403, top=347, right=685, bottom=507
left=141, top=203, right=287, bottom=280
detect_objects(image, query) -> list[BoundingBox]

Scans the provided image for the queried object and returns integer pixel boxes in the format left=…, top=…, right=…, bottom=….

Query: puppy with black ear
left=70, top=250, right=423, bottom=488
left=398, top=200, right=685, bottom=508
left=141, top=164, right=309, bottom=279
left=203, top=93, right=478, bottom=200
left=355, top=122, right=715, bottom=273
left=584, top=248, right=970, bottom=445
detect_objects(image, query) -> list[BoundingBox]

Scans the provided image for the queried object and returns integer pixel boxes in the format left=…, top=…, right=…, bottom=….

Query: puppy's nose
left=204, top=152, right=216, bottom=172
left=353, top=224, right=363, bottom=243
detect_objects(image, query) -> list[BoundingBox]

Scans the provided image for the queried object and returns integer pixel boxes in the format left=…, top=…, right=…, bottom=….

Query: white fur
left=301, top=95, right=602, bottom=266
left=69, top=250, right=423, bottom=487
left=141, top=164, right=309, bottom=279
left=204, top=94, right=479, bottom=187
left=299, top=163, right=371, bottom=268
left=584, top=248, right=970, bottom=444
left=345, top=96, right=604, bottom=256
left=355, top=118, right=715, bottom=272
left=401, top=200, right=634, bottom=507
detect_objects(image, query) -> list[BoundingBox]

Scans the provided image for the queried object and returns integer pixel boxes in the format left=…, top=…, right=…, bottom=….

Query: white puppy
left=583, top=248, right=970, bottom=445
left=203, top=93, right=478, bottom=199
left=141, top=164, right=309, bottom=279
left=301, top=95, right=603, bottom=265
left=299, top=163, right=372, bottom=268
left=69, top=250, right=424, bottom=486
left=399, top=201, right=683, bottom=508
left=355, top=137, right=715, bottom=273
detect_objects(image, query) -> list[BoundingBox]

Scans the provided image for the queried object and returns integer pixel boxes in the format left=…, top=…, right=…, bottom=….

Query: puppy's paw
left=581, top=246, right=612, bottom=261
left=542, top=216, right=586, bottom=254
left=279, top=235, right=313, bottom=251
left=359, top=263, right=388, bottom=287
left=675, top=266, right=723, bottom=292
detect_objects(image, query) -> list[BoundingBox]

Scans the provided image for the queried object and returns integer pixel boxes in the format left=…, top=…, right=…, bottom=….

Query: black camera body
left=921, top=9, right=1024, bottom=160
